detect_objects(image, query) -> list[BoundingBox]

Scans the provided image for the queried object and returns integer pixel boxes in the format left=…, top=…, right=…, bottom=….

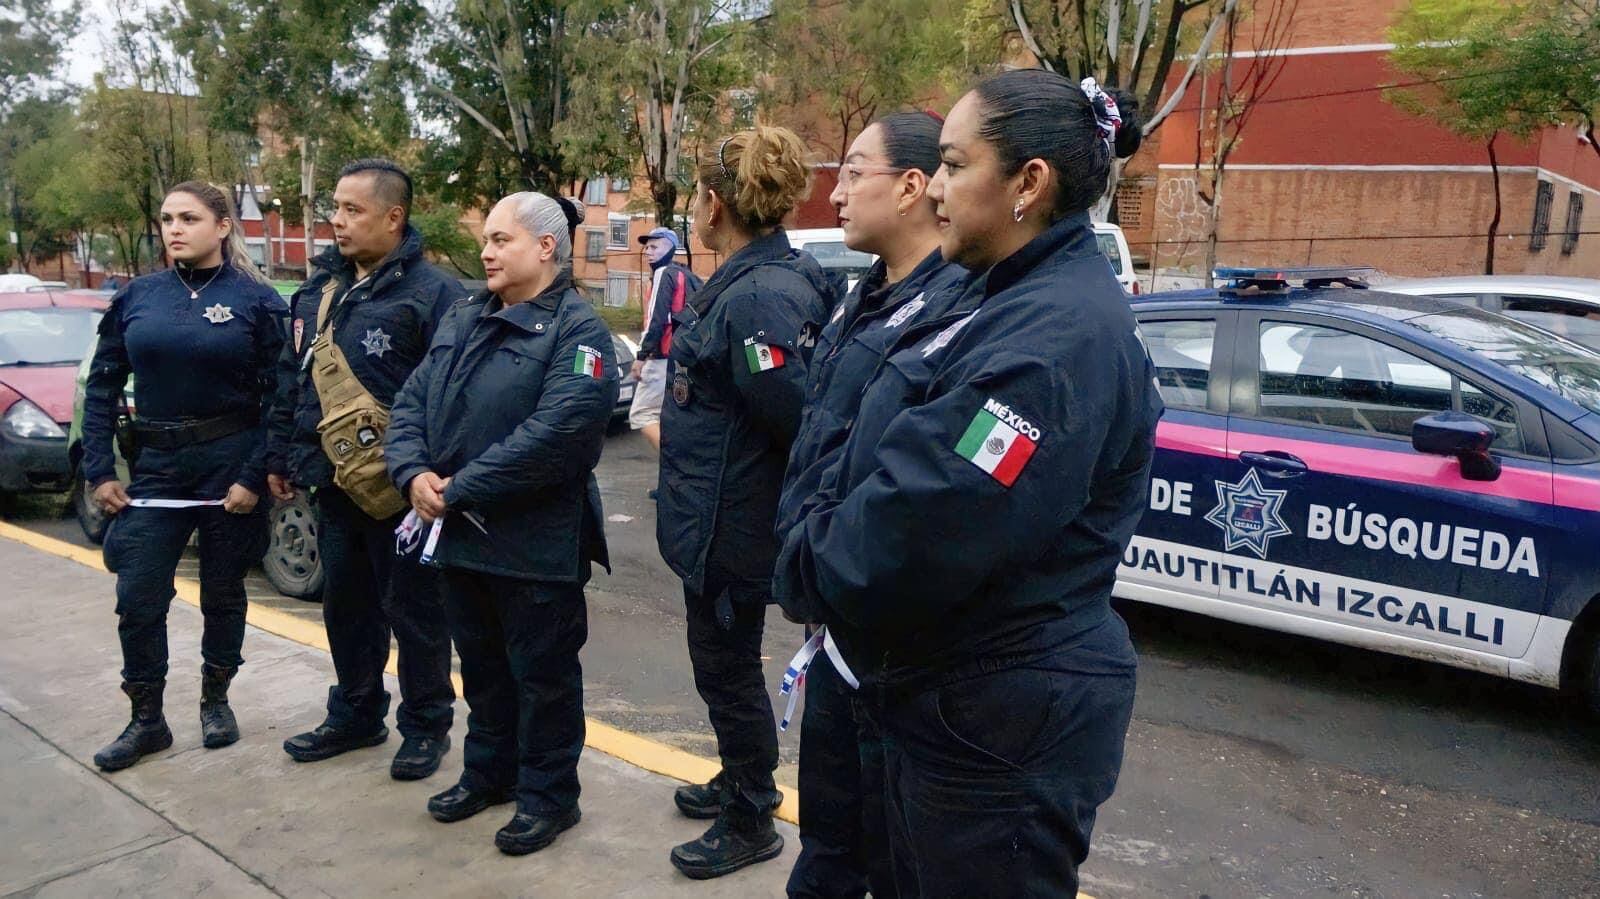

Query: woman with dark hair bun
left=655, top=124, right=837, bottom=879
left=775, top=108, right=968, bottom=899
left=82, top=181, right=286, bottom=772
left=780, top=69, right=1161, bottom=896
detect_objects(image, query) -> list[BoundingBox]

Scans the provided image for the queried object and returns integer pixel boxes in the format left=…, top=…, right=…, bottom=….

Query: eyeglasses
left=837, top=164, right=907, bottom=188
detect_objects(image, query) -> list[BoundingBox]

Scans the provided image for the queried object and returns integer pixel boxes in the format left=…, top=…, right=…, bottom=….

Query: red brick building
left=1143, top=0, right=1600, bottom=282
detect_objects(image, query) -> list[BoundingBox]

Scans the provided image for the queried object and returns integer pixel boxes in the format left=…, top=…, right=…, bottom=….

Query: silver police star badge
left=361, top=328, right=392, bottom=357
left=202, top=303, right=234, bottom=324
left=1204, top=467, right=1293, bottom=559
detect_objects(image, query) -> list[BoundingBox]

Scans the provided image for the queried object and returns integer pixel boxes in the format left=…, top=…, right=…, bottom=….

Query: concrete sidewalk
left=0, top=536, right=794, bottom=897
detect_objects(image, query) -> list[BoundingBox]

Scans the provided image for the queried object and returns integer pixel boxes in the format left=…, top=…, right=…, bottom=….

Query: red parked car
left=0, top=289, right=108, bottom=505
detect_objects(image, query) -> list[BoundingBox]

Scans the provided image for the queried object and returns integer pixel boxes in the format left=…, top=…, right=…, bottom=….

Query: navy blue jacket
left=656, top=230, right=837, bottom=596
left=637, top=261, right=704, bottom=361
left=777, top=214, right=1163, bottom=687
left=267, top=227, right=461, bottom=489
left=774, top=250, right=969, bottom=571
left=83, top=263, right=286, bottom=495
left=386, top=274, right=618, bottom=583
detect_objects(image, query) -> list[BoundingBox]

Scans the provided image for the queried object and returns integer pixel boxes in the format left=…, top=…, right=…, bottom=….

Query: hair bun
left=731, top=126, right=811, bottom=228
left=1104, top=86, right=1143, bottom=159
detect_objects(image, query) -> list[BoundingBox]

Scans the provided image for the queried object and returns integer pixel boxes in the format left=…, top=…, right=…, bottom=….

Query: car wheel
left=262, top=494, right=323, bottom=601
left=71, top=468, right=109, bottom=544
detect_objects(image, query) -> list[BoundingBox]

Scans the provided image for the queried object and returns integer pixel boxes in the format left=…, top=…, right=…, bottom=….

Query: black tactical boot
left=494, top=807, right=581, bottom=856
left=282, top=721, right=389, bottom=762
left=673, top=771, right=730, bottom=819
left=199, top=664, right=239, bottom=749
left=94, top=681, right=174, bottom=772
left=669, top=802, right=785, bottom=880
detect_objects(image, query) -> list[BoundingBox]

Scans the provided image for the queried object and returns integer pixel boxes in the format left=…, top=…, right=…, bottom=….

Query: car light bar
left=1215, top=266, right=1376, bottom=294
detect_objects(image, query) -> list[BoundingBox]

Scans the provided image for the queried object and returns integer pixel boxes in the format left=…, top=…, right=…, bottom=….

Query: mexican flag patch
left=744, top=338, right=785, bottom=373
left=955, top=397, right=1042, bottom=487
left=573, top=344, right=604, bottom=378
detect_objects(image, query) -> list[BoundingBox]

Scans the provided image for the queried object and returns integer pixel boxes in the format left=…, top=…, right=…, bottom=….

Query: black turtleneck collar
left=982, top=212, right=1096, bottom=298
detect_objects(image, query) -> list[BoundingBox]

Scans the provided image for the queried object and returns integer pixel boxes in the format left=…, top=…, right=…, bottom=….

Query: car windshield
left=799, top=241, right=875, bottom=280
left=1407, top=307, right=1600, bottom=415
left=0, top=308, right=102, bottom=366
left=1095, top=233, right=1124, bottom=275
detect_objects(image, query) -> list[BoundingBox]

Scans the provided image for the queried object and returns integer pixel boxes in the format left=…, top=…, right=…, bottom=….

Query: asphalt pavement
left=6, top=428, right=1600, bottom=897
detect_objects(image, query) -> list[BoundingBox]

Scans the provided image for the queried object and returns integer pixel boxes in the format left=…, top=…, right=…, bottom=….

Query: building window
left=611, top=177, right=632, bottom=192
left=1530, top=180, right=1554, bottom=251
left=584, top=228, right=606, bottom=262
left=608, top=216, right=630, bottom=249
left=583, top=178, right=608, bottom=206
left=605, top=271, right=634, bottom=308
left=1562, top=191, right=1584, bottom=256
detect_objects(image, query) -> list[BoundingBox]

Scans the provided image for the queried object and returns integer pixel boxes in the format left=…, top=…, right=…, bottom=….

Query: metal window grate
left=1562, top=191, right=1584, bottom=256
left=585, top=229, right=606, bottom=261
left=1530, top=180, right=1554, bottom=252
left=1114, top=180, right=1147, bottom=230
left=608, top=218, right=630, bottom=248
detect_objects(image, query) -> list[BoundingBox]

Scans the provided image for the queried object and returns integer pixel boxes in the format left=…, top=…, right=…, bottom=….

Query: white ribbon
left=395, top=509, right=446, bottom=565
left=127, top=498, right=226, bottom=509
left=777, top=625, right=860, bottom=732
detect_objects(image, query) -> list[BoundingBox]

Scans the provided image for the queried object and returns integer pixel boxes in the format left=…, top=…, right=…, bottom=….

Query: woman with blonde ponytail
left=654, top=125, right=839, bottom=879
left=80, top=179, right=288, bottom=772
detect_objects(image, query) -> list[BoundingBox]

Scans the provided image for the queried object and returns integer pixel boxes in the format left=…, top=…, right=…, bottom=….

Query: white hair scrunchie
left=1079, top=77, right=1123, bottom=152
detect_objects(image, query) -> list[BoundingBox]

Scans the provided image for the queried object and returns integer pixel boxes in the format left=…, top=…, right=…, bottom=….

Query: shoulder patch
left=955, top=397, right=1042, bottom=487
left=574, top=344, right=606, bottom=378
left=744, top=337, right=786, bottom=372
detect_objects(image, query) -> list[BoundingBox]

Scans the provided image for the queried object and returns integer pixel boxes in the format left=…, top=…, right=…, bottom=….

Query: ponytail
left=167, top=181, right=273, bottom=286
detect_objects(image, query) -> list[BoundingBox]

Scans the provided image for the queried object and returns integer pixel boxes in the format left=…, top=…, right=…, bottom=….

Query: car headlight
left=3, top=399, right=67, bottom=439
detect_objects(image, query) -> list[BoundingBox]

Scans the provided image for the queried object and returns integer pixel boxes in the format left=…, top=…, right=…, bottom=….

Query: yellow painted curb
left=0, top=520, right=800, bottom=824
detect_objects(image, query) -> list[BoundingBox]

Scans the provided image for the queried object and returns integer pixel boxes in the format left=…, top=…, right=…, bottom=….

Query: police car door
left=1222, top=311, right=1552, bottom=669
left=1118, top=310, right=1238, bottom=610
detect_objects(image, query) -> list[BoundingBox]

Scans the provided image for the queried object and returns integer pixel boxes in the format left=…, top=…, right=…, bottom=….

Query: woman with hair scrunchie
left=778, top=70, right=1162, bottom=897
left=655, top=125, right=839, bottom=880
left=82, top=181, right=286, bottom=772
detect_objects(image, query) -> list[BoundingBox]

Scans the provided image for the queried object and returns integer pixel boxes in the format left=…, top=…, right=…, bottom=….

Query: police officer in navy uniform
left=776, top=111, right=967, bottom=899
left=656, top=125, right=836, bottom=879
left=83, top=181, right=286, bottom=771
left=777, top=71, right=1158, bottom=897
left=267, top=159, right=458, bottom=779
left=386, top=191, right=616, bottom=855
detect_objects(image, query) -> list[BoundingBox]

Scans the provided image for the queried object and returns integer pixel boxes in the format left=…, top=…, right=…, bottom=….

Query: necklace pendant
left=189, top=290, right=199, bottom=300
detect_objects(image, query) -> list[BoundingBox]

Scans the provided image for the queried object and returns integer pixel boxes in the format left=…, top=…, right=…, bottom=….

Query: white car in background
left=1384, top=275, right=1600, bottom=354
left=791, top=222, right=1140, bottom=295
left=1092, top=222, right=1138, bottom=295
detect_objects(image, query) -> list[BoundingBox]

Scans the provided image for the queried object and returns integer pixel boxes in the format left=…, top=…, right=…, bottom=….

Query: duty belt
left=131, top=407, right=258, bottom=450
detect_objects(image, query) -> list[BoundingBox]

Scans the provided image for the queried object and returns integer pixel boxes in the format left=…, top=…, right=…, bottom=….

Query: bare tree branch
left=424, top=83, right=516, bottom=153
left=1143, top=0, right=1238, bottom=135
left=1010, top=0, right=1055, bottom=72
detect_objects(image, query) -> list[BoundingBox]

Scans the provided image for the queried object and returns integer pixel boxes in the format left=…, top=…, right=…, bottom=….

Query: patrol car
left=1124, top=267, right=1600, bottom=714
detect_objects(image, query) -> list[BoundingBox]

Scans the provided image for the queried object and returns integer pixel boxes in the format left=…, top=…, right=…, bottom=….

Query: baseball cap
left=638, top=227, right=679, bottom=248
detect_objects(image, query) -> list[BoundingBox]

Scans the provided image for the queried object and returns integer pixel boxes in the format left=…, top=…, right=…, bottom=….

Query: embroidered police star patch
left=202, top=303, right=234, bottom=324
left=955, top=397, right=1042, bottom=487
left=361, top=328, right=392, bottom=357
left=574, top=344, right=605, bottom=378
left=744, top=338, right=785, bottom=373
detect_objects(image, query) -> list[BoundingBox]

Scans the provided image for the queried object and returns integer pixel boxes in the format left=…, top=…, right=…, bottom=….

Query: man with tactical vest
left=266, top=158, right=459, bottom=779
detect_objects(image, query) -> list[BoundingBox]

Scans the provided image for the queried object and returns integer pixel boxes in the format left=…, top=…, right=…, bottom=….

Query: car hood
left=0, top=364, right=78, bottom=424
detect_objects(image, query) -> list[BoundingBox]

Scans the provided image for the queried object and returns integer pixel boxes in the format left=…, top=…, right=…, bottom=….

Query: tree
left=563, top=0, right=753, bottom=234
left=1389, top=0, right=1557, bottom=274
left=761, top=0, right=975, bottom=168
left=1194, top=0, right=1295, bottom=284
left=404, top=0, right=605, bottom=199
left=177, top=0, right=387, bottom=274
left=412, top=203, right=487, bottom=279
left=0, top=0, right=82, bottom=270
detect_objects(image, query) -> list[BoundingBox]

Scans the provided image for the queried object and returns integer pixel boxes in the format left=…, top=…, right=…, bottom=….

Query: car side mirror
left=1412, top=411, right=1501, bottom=481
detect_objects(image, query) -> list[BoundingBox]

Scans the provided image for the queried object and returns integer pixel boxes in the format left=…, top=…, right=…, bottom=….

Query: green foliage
left=760, top=0, right=977, bottom=163
left=411, top=203, right=486, bottom=279
left=1387, top=0, right=1576, bottom=141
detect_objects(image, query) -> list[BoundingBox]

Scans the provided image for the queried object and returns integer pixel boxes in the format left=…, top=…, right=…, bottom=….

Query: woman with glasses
left=654, top=125, right=837, bottom=880
left=779, top=71, right=1157, bottom=897
left=775, top=110, right=969, bottom=899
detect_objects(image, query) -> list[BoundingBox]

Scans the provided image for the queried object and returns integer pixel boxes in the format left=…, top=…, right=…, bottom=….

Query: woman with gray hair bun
left=385, top=190, right=619, bottom=857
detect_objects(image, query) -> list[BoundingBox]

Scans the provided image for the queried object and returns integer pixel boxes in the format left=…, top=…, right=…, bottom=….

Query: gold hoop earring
left=1012, top=200, right=1025, bottom=223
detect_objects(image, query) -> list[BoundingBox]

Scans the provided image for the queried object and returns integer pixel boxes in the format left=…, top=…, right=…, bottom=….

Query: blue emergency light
left=1215, top=266, right=1376, bottom=294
